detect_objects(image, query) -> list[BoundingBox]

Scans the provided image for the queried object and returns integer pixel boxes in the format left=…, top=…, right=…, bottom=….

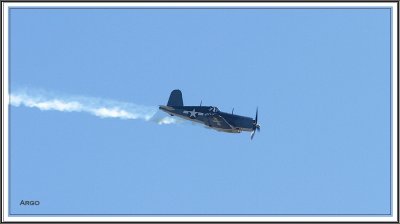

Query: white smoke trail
left=9, top=88, right=182, bottom=124
left=155, top=116, right=181, bottom=125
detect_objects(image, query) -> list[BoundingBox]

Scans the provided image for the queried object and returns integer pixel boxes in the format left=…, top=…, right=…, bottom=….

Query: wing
left=207, top=114, right=234, bottom=130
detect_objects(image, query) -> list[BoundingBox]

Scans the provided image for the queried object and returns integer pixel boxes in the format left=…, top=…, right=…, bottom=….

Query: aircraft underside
left=167, top=111, right=243, bottom=133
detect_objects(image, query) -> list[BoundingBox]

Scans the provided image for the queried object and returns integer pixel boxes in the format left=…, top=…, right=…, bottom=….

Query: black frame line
left=4, top=7, right=396, bottom=9
left=2, top=2, right=398, bottom=221
left=1, top=0, right=399, bottom=2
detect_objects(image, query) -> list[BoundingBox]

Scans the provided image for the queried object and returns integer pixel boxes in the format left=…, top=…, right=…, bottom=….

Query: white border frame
left=2, top=2, right=398, bottom=222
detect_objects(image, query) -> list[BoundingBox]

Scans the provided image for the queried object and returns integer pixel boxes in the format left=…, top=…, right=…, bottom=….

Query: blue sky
left=9, top=8, right=392, bottom=215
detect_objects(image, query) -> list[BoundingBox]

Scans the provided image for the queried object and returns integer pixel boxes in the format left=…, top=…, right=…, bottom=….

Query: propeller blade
left=251, top=107, right=259, bottom=140
left=251, top=130, right=255, bottom=140
left=255, top=107, right=258, bottom=124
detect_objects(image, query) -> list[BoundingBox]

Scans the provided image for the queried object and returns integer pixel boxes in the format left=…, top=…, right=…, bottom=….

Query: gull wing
left=207, top=114, right=234, bottom=130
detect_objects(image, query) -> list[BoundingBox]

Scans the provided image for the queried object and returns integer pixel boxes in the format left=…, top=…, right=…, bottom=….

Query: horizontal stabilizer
left=159, top=105, right=175, bottom=111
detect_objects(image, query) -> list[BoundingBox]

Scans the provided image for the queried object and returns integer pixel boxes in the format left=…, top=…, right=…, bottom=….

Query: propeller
left=251, top=107, right=261, bottom=140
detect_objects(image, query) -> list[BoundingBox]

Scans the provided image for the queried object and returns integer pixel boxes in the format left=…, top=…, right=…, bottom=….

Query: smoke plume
left=9, top=88, right=182, bottom=125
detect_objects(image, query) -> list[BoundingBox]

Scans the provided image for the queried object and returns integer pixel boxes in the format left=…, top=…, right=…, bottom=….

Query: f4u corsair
left=159, top=89, right=261, bottom=139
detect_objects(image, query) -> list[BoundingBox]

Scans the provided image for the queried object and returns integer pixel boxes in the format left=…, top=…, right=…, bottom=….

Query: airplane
left=159, top=89, right=261, bottom=139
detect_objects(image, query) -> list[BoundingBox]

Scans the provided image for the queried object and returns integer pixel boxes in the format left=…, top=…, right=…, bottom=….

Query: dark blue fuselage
left=159, top=105, right=255, bottom=133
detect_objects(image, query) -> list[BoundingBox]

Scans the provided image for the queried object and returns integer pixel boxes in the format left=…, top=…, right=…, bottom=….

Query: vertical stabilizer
left=167, top=89, right=184, bottom=107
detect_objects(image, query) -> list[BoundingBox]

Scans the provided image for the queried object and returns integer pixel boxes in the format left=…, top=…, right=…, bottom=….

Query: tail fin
left=167, top=89, right=184, bottom=107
